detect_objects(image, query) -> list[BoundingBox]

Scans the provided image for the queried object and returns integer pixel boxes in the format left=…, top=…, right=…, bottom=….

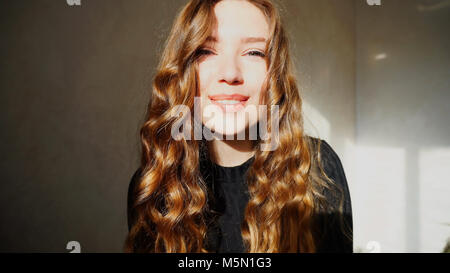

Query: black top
left=127, top=138, right=353, bottom=253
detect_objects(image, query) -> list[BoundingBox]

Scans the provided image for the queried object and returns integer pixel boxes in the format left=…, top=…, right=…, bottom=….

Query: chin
left=205, top=122, right=248, bottom=140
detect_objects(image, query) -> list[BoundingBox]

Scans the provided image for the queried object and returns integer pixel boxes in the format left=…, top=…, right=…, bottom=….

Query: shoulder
left=128, top=167, right=143, bottom=195
left=307, top=136, right=343, bottom=173
left=306, top=136, right=352, bottom=216
left=306, top=136, right=353, bottom=252
left=306, top=136, right=349, bottom=196
left=128, top=167, right=143, bottom=205
left=127, top=167, right=143, bottom=231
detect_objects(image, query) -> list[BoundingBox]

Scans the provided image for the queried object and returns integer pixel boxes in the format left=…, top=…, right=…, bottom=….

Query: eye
left=195, top=48, right=266, bottom=58
left=196, top=48, right=214, bottom=56
left=247, top=50, right=266, bottom=58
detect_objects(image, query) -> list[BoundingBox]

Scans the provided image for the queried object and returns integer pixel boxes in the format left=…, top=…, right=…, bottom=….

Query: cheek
left=197, top=63, right=212, bottom=97
left=244, top=67, right=268, bottom=103
left=197, top=64, right=211, bottom=118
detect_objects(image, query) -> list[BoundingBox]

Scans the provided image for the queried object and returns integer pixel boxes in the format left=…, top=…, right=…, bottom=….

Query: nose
left=217, top=54, right=244, bottom=86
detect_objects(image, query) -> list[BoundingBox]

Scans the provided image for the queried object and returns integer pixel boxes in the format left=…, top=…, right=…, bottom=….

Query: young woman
left=125, top=0, right=352, bottom=253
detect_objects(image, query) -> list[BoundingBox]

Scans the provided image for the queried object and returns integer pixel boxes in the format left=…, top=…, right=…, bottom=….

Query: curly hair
left=124, top=0, right=351, bottom=253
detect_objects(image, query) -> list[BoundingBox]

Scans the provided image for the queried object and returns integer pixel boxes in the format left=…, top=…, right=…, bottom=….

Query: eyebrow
left=205, top=36, right=267, bottom=44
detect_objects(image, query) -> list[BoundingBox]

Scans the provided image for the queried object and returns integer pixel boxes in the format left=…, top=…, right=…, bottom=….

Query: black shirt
left=127, top=138, right=353, bottom=253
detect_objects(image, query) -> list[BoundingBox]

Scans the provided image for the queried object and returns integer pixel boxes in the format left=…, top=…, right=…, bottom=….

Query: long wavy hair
left=125, top=0, right=350, bottom=253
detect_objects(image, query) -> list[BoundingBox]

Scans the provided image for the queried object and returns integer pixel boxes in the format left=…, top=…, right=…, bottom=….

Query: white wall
left=355, top=0, right=450, bottom=252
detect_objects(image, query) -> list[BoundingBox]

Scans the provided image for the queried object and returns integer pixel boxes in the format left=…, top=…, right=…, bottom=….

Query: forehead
left=209, top=0, right=270, bottom=43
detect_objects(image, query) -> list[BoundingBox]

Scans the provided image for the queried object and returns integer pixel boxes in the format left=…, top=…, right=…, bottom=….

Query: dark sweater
left=127, top=138, right=353, bottom=252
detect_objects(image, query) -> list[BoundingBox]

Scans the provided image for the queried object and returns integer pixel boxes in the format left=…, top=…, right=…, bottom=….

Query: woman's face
left=197, top=0, right=269, bottom=138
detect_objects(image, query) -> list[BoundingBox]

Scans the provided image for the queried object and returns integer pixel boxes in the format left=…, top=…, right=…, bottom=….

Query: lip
left=208, top=93, right=250, bottom=101
left=208, top=93, right=250, bottom=113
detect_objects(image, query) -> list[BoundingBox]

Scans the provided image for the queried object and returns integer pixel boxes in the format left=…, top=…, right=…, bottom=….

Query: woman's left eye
left=196, top=49, right=213, bottom=56
left=247, top=50, right=266, bottom=58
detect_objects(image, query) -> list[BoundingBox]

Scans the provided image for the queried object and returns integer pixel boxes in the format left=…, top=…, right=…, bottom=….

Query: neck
left=207, top=138, right=255, bottom=167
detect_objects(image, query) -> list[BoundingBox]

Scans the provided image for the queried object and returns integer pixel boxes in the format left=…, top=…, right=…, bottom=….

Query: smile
left=208, top=93, right=250, bottom=113
left=214, top=100, right=241, bottom=104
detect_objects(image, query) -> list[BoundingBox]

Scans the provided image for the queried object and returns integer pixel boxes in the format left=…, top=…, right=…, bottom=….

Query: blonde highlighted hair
left=125, top=0, right=351, bottom=253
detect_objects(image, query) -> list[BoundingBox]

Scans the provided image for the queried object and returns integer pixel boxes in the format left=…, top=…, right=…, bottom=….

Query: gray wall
left=0, top=0, right=181, bottom=252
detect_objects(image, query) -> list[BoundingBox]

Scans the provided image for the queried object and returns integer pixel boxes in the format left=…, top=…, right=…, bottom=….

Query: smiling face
left=196, top=0, right=270, bottom=137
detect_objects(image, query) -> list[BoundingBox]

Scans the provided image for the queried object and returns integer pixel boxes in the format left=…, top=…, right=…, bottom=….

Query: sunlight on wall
left=302, top=100, right=331, bottom=141
left=419, top=147, right=450, bottom=252
left=353, top=145, right=406, bottom=252
left=374, top=52, right=387, bottom=60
